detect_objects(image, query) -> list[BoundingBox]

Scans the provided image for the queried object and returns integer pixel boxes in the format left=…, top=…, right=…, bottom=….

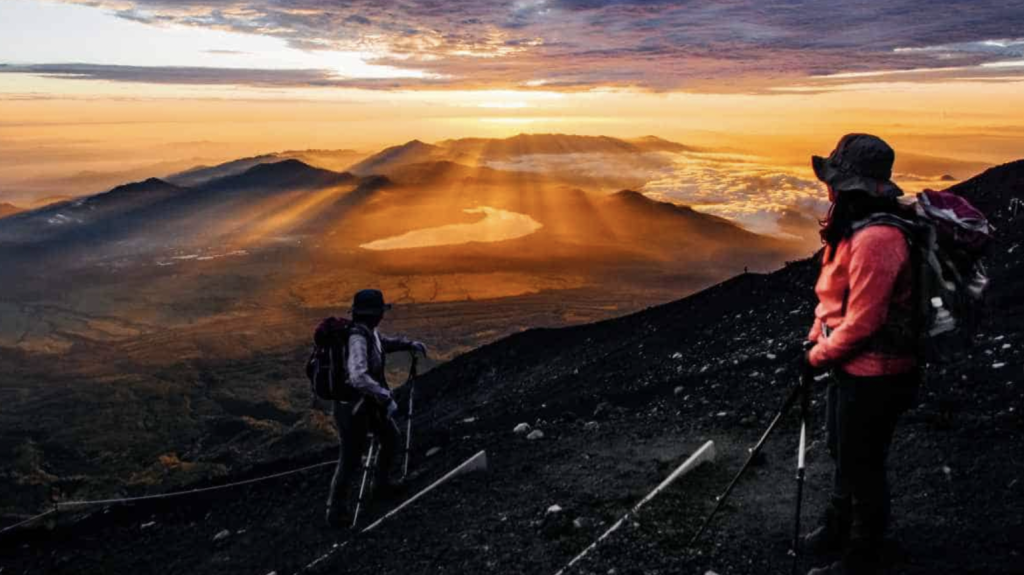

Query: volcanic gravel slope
left=3, top=161, right=1023, bottom=574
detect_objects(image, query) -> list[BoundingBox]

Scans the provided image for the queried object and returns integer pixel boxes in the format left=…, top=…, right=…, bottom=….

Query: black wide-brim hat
left=351, top=289, right=392, bottom=315
left=812, top=133, right=903, bottom=199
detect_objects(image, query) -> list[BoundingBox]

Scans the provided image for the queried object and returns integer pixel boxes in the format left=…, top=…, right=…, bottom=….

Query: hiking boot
left=803, top=496, right=850, bottom=555
left=803, top=525, right=840, bottom=554
left=807, top=545, right=881, bottom=575
left=807, top=561, right=843, bottom=575
left=325, top=505, right=350, bottom=529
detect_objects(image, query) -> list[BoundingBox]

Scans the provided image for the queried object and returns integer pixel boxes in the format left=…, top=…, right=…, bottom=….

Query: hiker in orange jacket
left=802, top=134, right=920, bottom=575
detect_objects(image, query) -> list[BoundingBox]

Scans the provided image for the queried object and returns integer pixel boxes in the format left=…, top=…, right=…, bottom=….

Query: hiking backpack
left=305, top=316, right=360, bottom=401
left=851, top=189, right=993, bottom=346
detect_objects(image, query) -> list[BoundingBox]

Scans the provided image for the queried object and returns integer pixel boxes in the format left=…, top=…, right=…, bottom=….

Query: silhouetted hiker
left=802, top=134, right=920, bottom=575
left=326, top=289, right=427, bottom=528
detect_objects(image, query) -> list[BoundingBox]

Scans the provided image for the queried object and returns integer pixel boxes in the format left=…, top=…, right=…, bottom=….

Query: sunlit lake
left=360, top=206, right=543, bottom=251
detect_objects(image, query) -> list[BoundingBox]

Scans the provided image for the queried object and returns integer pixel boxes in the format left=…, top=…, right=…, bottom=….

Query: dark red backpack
left=851, top=189, right=993, bottom=343
left=305, top=317, right=360, bottom=401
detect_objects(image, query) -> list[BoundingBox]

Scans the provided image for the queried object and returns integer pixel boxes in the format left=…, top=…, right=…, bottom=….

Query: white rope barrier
left=554, top=440, right=717, bottom=575
left=295, top=450, right=489, bottom=575
left=57, top=460, right=337, bottom=508
left=0, top=459, right=337, bottom=536
left=0, top=509, right=57, bottom=536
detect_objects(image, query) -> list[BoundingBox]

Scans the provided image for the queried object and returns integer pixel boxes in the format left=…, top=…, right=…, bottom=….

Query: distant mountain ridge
left=0, top=159, right=363, bottom=252
left=198, top=159, right=356, bottom=192
left=168, top=149, right=366, bottom=187
left=350, top=134, right=695, bottom=177
left=0, top=202, right=23, bottom=219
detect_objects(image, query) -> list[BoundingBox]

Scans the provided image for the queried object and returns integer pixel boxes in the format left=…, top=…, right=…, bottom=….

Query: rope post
left=402, top=353, right=419, bottom=480
left=351, top=435, right=378, bottom=529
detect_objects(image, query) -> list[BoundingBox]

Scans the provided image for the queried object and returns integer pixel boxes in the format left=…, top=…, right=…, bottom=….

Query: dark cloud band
left=15, top=1, right=1024, bottom=90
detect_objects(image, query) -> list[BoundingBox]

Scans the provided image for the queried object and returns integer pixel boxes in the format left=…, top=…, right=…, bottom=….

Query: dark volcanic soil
left=2, top=162, right=1023, bottom=574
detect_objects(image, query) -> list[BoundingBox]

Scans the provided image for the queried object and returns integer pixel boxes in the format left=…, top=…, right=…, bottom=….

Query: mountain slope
left=167, top=153, right=282, bottom=187
left=168, top=150, right=366, bottom=187
left=600, top=189, right=770, bottom=245
left=4, top=160, right=1021, bottom=574
left=0, top=161, right=362, bottom=265
left=198, top=159, right=355, bottom=192
left=0, top=202, right=24, bottom=219
left=349, top=140, right=450, bottom=176
left=0, top=178, right=187, bottom=244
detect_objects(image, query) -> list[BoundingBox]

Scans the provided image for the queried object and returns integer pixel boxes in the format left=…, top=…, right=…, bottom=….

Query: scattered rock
left=425, top=446, right=441, bottom=458
left=674, top=386, right=685, bottom=396
left=540, top=504, right=571, bottom=538
left=740, top=415, right=756, bottom=427
left=140, top=521, right=156, bottom=530
left=527, top=429, right=545, bottom=440
left=573, top=517, right=594, bottom=529
left=513, top=423, right=531, bottom=434
left=462, top=417, right=477, bottom=424
left=993, top=362, right=1007, bottom=369
left=584, top=421, right=599, bottom=431
left=671, top=352, right=683, bottom=359
left=213, top=529, right=231, bottom=542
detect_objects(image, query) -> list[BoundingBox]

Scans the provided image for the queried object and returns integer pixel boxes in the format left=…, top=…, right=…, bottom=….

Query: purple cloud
left=15, top=1, right=1024, bottom=90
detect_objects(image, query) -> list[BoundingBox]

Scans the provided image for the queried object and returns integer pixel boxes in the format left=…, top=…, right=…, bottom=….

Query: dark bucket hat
left=351, top=289, right=392, bottom=315
left=812, top=133, right=903, bottom=199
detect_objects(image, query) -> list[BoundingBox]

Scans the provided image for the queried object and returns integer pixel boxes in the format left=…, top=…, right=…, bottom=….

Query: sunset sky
left=2, top=0, right=1023, bottom=229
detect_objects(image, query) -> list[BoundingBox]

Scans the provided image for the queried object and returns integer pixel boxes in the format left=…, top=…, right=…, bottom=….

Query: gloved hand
left=799, top=348, right=826, bottom=386
left=411, top=341, right=428, bottom=357
left=373, top=388, right=393, bottom=406
left=386, top=398, right=399, bottom=419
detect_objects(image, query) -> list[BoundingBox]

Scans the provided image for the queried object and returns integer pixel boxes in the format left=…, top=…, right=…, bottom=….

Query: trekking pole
left=790, top=381, right=810, bottom=575
left=688, top=379, right=805, bottom=547
left=402, top=353, right=419, bottom=480
left=351, top=435, right=378, bottom=529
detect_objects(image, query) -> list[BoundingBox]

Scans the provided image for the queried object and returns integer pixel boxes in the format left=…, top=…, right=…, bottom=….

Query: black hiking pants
left=825, top=369, right=917, bottom=561
left=327, top=399, right=401, bottom=517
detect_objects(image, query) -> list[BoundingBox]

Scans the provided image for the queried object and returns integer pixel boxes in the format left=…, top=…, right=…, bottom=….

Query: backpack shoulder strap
left=850, top=213, right=921, bottom=240
left=348, top=322, right=371, bottom=341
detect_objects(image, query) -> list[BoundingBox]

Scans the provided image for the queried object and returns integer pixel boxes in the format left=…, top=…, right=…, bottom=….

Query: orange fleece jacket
left=808, top=225, right=917, bottom=376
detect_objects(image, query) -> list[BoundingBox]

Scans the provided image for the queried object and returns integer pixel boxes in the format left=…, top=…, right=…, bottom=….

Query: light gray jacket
left=346, top=325, right=415, bottom=403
